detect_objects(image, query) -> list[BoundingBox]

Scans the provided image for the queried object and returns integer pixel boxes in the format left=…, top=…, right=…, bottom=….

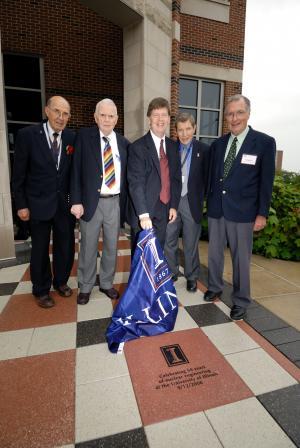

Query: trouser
left=78, top=196, right=120, bottom=293
left=208, top=216, right=253, bottom=308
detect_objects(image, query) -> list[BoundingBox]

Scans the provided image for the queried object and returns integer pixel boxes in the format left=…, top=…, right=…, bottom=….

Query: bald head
left=45, top=96, right=71, bottom=132
left=47, top=96, right=70, bottom=110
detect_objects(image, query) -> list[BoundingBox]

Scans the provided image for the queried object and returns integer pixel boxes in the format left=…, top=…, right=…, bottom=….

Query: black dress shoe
left=100, top=287, right=120, bottom=300
left=186, top=280, right=197, bottom=292
left=54, top=284, right=73, bottom=297
left=203, top=290, right=222, bottom=302
left=36, top=294, right=55, bottom=308
left=172, top=274, right=178, bottom=282
left=77, top=292, right=91, bottom=305
left=230, top=305, right=246, bottom=320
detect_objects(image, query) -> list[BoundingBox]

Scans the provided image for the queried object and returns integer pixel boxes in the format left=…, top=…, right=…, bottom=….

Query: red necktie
left=159, top=139, right=170, bottom=204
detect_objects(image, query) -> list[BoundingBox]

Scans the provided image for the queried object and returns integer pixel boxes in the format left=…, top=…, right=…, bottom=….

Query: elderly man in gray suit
left=71, top=99, right=129, bottom=305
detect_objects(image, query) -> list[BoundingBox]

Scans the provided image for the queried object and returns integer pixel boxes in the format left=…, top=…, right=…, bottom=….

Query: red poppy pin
left=66, top=145, right=74, bottom=155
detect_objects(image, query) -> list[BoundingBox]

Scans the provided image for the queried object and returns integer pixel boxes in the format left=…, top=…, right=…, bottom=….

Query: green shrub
left=253, top=171, right=300, bottom=261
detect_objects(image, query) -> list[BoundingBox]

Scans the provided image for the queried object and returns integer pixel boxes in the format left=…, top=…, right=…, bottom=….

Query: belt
left=99, top=193, right=120, bottom=198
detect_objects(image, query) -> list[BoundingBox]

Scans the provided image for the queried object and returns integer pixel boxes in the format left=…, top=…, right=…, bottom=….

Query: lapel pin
left=197, top=153, right=200, bottom=157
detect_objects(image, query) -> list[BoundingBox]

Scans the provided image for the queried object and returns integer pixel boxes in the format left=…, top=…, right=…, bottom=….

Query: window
left=179, top=78, right=224, bottom=145
left=3, top=54, right=45, bottom=170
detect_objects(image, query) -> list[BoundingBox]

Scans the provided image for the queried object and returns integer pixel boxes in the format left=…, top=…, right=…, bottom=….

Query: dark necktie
left=159, top=139, right=170, bottom=204
left=52, top=132, right=59, bottom=165
left=103, top=136, right=116, bottom=189
left=223, top=137, right=237, bottom=178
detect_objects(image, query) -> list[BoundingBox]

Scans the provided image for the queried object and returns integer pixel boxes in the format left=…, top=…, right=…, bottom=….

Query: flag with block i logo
left=106, top=229, right=178, bottom=353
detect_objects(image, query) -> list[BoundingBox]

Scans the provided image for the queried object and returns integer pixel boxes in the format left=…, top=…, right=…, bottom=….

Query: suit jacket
left=184, top=139, right=210, bottom=223
left=207, top=127, right=276, bottom=222
left=13, top=122, right=75, bottom=221
left=127, top=131, right=182, bottom=227
left=70, top=126, right=129, bottom=222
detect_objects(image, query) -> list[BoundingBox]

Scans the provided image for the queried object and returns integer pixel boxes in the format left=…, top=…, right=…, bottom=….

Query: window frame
left=179, top=76, right=224, bottom=144
left=3, top=53, right=45, bottom=158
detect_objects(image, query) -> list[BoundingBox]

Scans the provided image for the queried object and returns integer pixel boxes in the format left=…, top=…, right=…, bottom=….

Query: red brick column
left=170, top=0, right=181, bottom=139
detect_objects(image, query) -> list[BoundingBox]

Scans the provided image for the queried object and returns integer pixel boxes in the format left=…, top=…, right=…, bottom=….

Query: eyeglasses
left=48, top=107, right=71, bottom=119
left=225, top=110, right=248, bottom=120
left=151, top=113, right=169, bottom=119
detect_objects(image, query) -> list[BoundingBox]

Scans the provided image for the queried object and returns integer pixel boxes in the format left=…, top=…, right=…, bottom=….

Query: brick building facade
left=0, top=0, right=124, bottom=131
left=0, top=0, right=246, bottom=260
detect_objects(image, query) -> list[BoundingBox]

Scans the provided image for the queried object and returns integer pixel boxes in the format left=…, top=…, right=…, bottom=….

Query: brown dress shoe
left=77, top=292, right=91, bottom=305
left=99, top=287, right=119, bottom=300
left=36, top=294, right=55, bottom=308
left=55, top=284, right=73, bottom=297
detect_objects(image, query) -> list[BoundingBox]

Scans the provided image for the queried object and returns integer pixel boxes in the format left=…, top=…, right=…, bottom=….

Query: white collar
left=47, top=121, right=62, bottom=137
left=150, top=129, right=165, bottom=147
left=100, top=129, right=115, bottom=141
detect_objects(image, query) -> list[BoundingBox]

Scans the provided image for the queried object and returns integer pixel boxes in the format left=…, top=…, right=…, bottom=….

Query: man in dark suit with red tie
left=127, top=97, right=182, bottom=253
left=204, top=94, right=276, bottom=320
left=13, top=96, right=75, bottom=308
left=71, top=99, right=129, bottom=305
left=164, top=112, right=209, bottom=292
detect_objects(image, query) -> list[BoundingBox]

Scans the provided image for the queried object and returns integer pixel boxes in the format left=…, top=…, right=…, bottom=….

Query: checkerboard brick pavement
left=0, top=231, right=299, bottom=447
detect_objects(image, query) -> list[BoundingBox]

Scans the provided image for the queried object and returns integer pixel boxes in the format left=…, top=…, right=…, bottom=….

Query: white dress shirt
left=150, top=129, right=166, bottom=158
left=224, top=126, right=250, bottom=160
left=43, top=121, right=62, bottom=168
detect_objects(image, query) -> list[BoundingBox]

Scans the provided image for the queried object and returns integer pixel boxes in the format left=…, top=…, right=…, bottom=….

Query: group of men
left=13, top=93, right=276, bottom=321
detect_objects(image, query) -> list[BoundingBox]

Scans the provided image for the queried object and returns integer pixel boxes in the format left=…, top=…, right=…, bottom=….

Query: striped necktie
left=103, top=136, right=116, bottom=189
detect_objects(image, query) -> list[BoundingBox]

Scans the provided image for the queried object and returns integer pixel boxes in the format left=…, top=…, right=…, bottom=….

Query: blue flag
left=106, top=229, right=178, bottom=353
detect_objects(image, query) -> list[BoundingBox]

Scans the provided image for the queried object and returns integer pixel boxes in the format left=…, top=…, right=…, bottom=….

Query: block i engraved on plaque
left=160, top=344, right=189, bottom=367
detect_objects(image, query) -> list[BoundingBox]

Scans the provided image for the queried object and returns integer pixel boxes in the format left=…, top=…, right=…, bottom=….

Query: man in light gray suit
left=71, top=99, right=129, bottom=305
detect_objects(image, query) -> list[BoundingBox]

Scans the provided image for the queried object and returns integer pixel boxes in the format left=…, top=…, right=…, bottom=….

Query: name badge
left=241, top=154, right=257, bottom=165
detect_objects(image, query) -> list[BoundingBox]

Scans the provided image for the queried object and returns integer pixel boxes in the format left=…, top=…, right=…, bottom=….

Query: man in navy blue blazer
left=204, top=94, right=276, bottom=320
left=13, top=96, right=75, bottom=308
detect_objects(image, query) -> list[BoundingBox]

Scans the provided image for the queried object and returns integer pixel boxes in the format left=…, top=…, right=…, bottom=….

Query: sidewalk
left=0, top=234, right=299, bottom=447
left=199, top=241, right=300, bottom=332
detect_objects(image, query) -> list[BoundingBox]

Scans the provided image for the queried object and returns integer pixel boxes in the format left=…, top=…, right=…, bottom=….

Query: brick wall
left=223, top=80, right=244, bottom=132
left=0, top=0, right=246, bottom=136
left=171, top=0, right=246, bottom=136
left=0, top=0, right=124, bottom=131
left=180, top=2, right=246, bottom=70
left=171, top=0, right=181, bottom=138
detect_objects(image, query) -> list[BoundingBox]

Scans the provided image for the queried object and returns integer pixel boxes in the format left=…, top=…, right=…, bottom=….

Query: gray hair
left=175, top=112, right=196, bottom=128
left=95, top=98, right=117, bottom=115
left=226, top=94, right=251, bottom=113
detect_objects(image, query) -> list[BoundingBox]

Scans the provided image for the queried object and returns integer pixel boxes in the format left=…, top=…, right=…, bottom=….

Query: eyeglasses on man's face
left=48, top=107, right=71, bottom=120
left=225, top=110, right=248, bottom=120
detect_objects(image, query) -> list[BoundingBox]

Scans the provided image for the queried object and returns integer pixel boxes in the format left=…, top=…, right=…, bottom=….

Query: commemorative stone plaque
left=125, top=328, right=253, bottom=425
